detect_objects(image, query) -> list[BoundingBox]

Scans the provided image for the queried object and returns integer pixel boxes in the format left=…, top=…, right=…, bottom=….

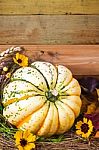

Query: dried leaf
left=96, top=89, right=99, bottom=101
left=80, top=95, right=90, bottom=113
left=94, top=131, right=99, bottom=138
left=78, top=77, right=99, bottom=103
left=86, top=103, right=96, bottom=114
left=85, top=112, right=99, bottom=131
left=95, top=107, right=99, bottom=113
left=79, top=77, right=99, bottom=92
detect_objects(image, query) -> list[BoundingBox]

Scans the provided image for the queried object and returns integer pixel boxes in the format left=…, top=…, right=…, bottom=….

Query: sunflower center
left=20, top=138, right=27, bottom=147
left=17, top=59, right=22, bottom=63
left=81, top=123, right=89, bottom=133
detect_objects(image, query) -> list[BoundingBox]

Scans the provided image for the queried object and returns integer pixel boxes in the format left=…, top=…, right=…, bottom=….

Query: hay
left=0, top=132, right=99, bottom=150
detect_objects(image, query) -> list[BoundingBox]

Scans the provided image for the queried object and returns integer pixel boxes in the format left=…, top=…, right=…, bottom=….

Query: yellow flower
left=3, top=66, right=8, bottom=72
left=6, top=72, right=11, bottom=78
left=14, top=130, right=36, bottom=150
left=75, top=118, right=93, bottom=138
left=13, top=53, right=28, bottom=67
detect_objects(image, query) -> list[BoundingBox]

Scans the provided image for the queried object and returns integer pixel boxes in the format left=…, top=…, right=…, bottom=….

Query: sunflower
left=14, top=130, right=36, bottom=150
left=75, top=118, right=93, bottom=138
left=13, top=53, right=28, bottom=67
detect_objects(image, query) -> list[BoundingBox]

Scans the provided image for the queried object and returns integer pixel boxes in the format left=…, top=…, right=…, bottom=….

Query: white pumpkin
left=3, top=61, right=82, bottom=137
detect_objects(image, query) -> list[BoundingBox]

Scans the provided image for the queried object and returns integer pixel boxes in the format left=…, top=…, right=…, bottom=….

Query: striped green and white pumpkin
left=3, top=61, right=82, bottom=137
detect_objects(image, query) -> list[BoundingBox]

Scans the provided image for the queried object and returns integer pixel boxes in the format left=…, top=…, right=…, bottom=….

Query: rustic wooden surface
left=0, top=0, right=99, bottom=44
left=0, top=15, right=99, bottom=45
left=0, top=1, right=99, bottom=75
left=0, top=45, right=99, bottom=75
left=0, top=0, right=99, bottom=15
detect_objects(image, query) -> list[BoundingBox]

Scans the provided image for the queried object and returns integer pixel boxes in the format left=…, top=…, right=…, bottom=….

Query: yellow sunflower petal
left=31, top=135, right=36, bottom=142
left=18, top=55, right=23, bottom=60
left=17, top=145, right=24, bottom=150
left=14, top=130, right=23, bottom=140
left=88, top=127, right=93, bottom=132
left=88, top=130, right=92, bottom=136
left=22, top=57, right=28, bottom=67
left=82, top=132, right=87, bottom=138
left=76, top=130, right=82, bottom=135
left=15, top=139, right=20, bottom=146
left=88, top=125, right=93, bottom=132
left=75, top=121, right=82, bottom=129
left=13, top=57, right=19, bottom=65
left=28, top=134, right=36, bottom=142
left=82, top=132, right=90, bottom=138
left=88, top=120, right=93, bottom=127
left=16, top=53, right=20, bottom=60
left=19, top=54, right=27, bottom=60
left=83, top=118, right=88, bottom=123
left=23, top=130, right=30, bottom=139
left=22, top=61, right=28, bottom=67
left=18, top=63, right=23, bottom=67
left=24, top=143, right=35, bottom=150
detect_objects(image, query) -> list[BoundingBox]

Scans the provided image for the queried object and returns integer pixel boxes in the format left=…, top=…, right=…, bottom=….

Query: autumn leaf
left=96, top=89, right=99, bottom=101
left=94, top=131, right=99, bottom=138
left=78, top=77, right=99, bottom=113
left=85, top=112, right=99, bottom=131
left=78, top=77, right=99, bottom=92
left=78, top=77, right=99, bottom=102
left=86, top=103, right=96, bottom=114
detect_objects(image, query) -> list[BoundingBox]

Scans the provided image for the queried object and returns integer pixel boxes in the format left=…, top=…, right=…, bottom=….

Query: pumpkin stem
left=45, top=89, right=59, bottom=102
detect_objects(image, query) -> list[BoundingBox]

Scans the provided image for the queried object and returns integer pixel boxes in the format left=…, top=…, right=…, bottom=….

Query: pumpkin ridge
left=34, top=102, right=50, bottom=134
left=59, top=99, right=77, bottom=117
left=55, top=65, right=72, bottom=91
left=53, top=65, right=58, bottom=89
left=31, top=62, right=58, bottom=90
left=56, top=100, right=75, bottom=131
left=55, top=102, right=70, bottom=134
left=60, top=76, right=73, bottom=91
left=46, top=103, right=59, bottom=136
left=11, top=78, right=44, bottom=92
left=60, top=97, right=81, bottom=118
left=58, top=99, right=76, bottom=118
left=36, top=102, right=52, bottom=136
left=3, top=94, right=45, bottom=107
left=31, top=65, right=50, bottom=90
left=52, top=104, right=60, bottom=135
left=56, top=77, right=73, bottom=94
left=16, top=101, right=50, bottom=134
left=60, top=95, right=82, bottom=107
left=16, top=100, right=48, bottom=128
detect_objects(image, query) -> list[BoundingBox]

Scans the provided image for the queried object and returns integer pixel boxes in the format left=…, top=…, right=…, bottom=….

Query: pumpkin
left=3, top=61, right=82, bottom=137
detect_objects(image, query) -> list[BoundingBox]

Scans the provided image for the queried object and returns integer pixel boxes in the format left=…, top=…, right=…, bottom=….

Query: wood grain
left=0, top=15, right=99, bottom=45
left=0, top=45, right=99, bottom=75
left=0, top=0, right=99, bottom=15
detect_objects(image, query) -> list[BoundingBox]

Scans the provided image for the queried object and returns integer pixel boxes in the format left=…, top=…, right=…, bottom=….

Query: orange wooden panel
left=0, top=15, right=98, bottom=45
left=0, top=45, right=99, bottom=75
left=0, top=0, right=99, bottom=15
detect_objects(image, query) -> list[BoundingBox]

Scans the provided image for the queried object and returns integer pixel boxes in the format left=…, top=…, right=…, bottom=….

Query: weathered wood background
left=0, top=0, right=99, bottom=75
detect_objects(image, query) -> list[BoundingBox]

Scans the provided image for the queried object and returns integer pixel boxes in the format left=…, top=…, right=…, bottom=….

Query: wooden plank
left=0, top=45, right=99, bottom=75
left=0, top=0, right=99, bottom=15
left=0, top=15, right=99, bottom=45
